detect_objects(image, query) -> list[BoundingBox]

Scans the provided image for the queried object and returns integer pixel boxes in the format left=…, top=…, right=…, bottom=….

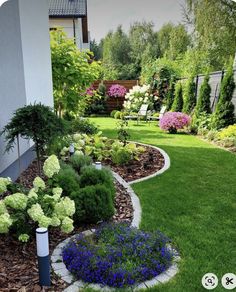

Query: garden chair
left=147, top=105, right=167, bottom=124
left=125, top=104, right=149, bottom=124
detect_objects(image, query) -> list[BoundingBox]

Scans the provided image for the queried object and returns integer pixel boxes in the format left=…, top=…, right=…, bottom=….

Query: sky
left=87, top=0, right=185, bottom=41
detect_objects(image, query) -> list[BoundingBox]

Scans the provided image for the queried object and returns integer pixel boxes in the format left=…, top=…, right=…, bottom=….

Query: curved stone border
left=52, top=229, right=180, bottom=292
left=128, top=142, right=171, bottom=185
left=51, top=146, right=179, bottom=291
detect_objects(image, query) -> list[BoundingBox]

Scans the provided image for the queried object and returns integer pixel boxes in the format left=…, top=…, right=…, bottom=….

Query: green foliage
left=218, top=124, right=236, bottom=139
left=190, top=112, right=213, bottom=134
left=90, top=39, right=103, bottom=61
left=69, top=154, right=92, bottom=174
left=71, top=184, right=114, bottom=224
left=194, top=74, right=211, bottom=117
left=110, top=110, right=118, bottom=118
left=54, top=163, right=80, bottom=197
left=114, top=111, right=121, bottom=119
left=1, top=103, right=65, bottom=173
left=171, top=82, right=183, bottom=112
left=183, top=76, right=196, bottom=113
left=165, top=77, right=176, bottom=111
left=186, top=0, right=236, bottom=70
left=111, top=147, right=132, bottom=165
left=212, top=65, right=235, bottom=129
left=79, top=166, right=115, bottom=196
left=70, top=118, right=98, bottom=135
left=50, top=29, right=101, bottom=116
left=116, top=120, right=130, bottom=145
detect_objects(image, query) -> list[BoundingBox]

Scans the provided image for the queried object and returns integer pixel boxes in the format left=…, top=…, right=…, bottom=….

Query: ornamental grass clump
left=0, top=155, right=75, bottom=242
left=160, top=112, right=191, bottom=134
left=62, top=223, right=174, bottom=288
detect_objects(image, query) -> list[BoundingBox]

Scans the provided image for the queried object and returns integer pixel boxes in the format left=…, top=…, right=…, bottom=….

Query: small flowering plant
left=160, top=112, right=191, bottom=134
left=62, top=223, right=174, bottom=288
left=108, top=84, right=127, bottom=98
left=0, top=155, right=75, bottom=242
left=123, top=84, right=154, bottom=112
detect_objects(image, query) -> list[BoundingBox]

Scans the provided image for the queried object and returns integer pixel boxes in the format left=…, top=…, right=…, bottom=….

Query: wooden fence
left=92, top=80, right=138, bottom=113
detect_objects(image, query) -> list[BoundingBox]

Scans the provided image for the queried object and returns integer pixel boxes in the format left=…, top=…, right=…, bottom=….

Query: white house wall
left=49, top=17, right=86, bottom=50
left=0, top=0, right=53, bottom=178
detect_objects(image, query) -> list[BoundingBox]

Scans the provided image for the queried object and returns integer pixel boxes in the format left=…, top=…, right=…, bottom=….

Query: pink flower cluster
left=160, top=112, right=191, bottom=133
left=108, top=84, right=127, bottom=98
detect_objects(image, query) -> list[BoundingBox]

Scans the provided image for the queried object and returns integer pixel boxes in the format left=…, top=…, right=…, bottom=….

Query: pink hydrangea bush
left=160, top=112, right=191, bottom=134
left=108, top=84, right=127, bottom=98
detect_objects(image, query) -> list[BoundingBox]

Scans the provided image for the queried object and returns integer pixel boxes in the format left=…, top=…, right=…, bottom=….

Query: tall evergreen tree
left=183, top=76, right=196, bottom=113
left=195, top=74, right=211, bottom=116
left=165, top=77, right=176, bottom=111
left=171, top=82, right=183, bottom=112
left=213, top=65, right=235, bottom=129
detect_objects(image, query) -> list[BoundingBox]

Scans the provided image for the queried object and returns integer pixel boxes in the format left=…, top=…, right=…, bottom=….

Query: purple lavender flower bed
left=62, top=223, right=174, bottom=288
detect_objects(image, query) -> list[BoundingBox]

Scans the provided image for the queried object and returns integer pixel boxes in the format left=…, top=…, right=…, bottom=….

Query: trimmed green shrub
left=111, top=148, right=132, bottom=165
left=195, top=74, right=211, bottom=117
left=183, top=76, right=196, bottom=114
left=110, top=110, right=118, bottom=118
left=69, top=154, right=92, bottom=174
left=54, top=163, right=80, bottom=196
left=71, top=184, right=114, bottom=223
left=79, top=166, right=115, bottom=197
left=114, top=111, right=121, bottom=119
left=171, top=82, right=183, bottom=112
left=212, top=66, right=235, bottom=129
left=71, top=118, right=98, bottom=135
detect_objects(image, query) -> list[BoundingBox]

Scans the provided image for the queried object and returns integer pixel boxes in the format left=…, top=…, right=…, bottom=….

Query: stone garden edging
left=51, top=145, right=179, bottom=291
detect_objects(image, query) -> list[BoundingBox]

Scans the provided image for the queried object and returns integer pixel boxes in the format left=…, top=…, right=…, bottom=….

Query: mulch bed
left=0, top=144, right=164, bottom=291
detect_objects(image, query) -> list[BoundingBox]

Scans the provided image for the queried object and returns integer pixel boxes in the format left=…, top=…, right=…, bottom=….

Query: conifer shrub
left=171, top=82, right=183, bottom=112
left=71, top=184, right=115, bottom=223
left=165, top=77, right=176, bottom=111
left=69, top=154, right=92, bottom=174
left=194, top=74, right=211, bottom=117
left=183, top=76, right=196, bottom=114
left=212, top=66, right=236, bottom=129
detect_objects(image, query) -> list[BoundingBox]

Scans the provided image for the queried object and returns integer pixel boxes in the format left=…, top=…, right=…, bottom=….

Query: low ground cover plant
left=160, top=112, right=191, bottom=134
left=62, top=223, right=174, bottom=288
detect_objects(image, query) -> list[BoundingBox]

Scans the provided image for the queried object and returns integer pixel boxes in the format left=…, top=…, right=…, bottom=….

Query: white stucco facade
left=49, top=18, right=89, bottom=50
left=0, top=0, right=53, bottom=177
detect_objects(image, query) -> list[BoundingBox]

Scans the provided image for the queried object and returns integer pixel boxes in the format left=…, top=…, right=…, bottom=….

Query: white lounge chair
left=125, top=104, right=149, bottom=124
left=147, top=105, right=167, bottom=123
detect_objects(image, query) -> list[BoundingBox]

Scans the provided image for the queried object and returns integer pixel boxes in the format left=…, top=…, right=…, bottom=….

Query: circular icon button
left=202, top=273, right=218, bottom=290
left=222, top=273, right=236, bottom=290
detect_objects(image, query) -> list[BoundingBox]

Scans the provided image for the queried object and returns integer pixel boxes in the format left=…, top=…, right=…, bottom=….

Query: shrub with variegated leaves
left=0, top=155, right=75, bottom=242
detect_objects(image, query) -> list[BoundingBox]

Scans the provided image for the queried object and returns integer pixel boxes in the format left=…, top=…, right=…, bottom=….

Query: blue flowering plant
left=62, top=223, right=174, bottom=288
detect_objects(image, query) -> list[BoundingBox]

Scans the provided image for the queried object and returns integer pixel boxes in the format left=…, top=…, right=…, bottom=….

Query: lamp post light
left=36, top=227, right=50, bottom=287
left=69, top=143, right=75, bottom=156
left=95, top=161, right=102, bottom=170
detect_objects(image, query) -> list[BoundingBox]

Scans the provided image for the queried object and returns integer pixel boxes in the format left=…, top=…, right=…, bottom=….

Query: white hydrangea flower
left=28, top=188, right=38, bottom=200
left=52, top=187, right=63, bottom=201
left=33, top=176, right=46, bottom=191
left=4, top=193, right=28, bottom=210
left=74, top=150, right=84, bottom=156
left=50, top=216, right=61, bottom=227
left=0, top=177, right=11, bottom=194
left=27, top=203, right=44, bottom=222
left=38, top=215, right=52, bottom=228
left=0, top=213, right=12, bottom=233
left=54, top=197, right=75, bottom=219
left=43, top=155, right=60, bottom=178
left=61, top=217, right=74, bottom=233
left=0, top=200, right=7, bottom=215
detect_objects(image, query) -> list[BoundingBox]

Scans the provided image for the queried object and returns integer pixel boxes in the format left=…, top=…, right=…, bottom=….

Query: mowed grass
left=84, top=117, right=236, bottom=292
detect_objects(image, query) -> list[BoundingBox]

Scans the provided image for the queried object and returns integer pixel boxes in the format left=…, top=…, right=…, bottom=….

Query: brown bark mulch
left=0, top=144, right=164, bottom=292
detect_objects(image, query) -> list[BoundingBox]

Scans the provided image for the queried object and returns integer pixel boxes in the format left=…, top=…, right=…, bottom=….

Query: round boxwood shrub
left=69, top=154, right=92, bottom=174
left=79, top=166, right=115, bottom=197
left=62, top=223, right=174, bottom=288
left=70, top=184, right=114, bottom=223
left=110, top=110, right=118, bottom=118
left=114, top=111, right=121, bottom=119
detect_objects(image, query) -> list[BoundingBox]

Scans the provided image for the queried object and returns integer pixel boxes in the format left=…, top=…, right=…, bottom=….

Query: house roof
left=49, top=0, right=87, bottom=18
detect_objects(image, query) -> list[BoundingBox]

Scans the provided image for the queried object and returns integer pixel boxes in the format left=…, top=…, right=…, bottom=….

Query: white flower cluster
left=123, top=84, right=153, bottom=112
left=0, top=154, right=76, bottom=241
left=0, top=177, right=11, bottom=194
left=43, top=155, right=60, bottom=178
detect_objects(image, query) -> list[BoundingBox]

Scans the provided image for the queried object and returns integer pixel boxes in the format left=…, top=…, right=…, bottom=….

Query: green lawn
left=86, top=117, right=236, bottom=292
